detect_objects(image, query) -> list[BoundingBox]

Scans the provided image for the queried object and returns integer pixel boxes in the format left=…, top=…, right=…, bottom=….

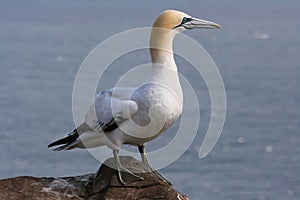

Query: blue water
left=1, top=1, right=300, bottom=199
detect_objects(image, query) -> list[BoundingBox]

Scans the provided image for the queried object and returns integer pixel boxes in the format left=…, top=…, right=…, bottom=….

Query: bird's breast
left=131, top=83, right=182, bottom=134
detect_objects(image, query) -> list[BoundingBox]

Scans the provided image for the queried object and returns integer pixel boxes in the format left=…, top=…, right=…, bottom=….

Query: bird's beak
left=184, top=18, right=221, bottom=29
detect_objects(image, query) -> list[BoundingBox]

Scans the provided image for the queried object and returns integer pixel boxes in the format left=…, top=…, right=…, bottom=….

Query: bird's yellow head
left=152, top=10, right=220, bottom=31
left=150, top=10, right=220, bottom=63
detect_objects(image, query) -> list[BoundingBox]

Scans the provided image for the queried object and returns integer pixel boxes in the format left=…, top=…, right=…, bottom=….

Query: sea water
left=0, top=1, right=299, bottom=199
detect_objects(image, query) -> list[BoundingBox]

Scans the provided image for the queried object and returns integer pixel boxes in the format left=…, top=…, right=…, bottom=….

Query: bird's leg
left=138, top=145, right=172, bottom=185
left=113, top=149, right=144, bottom=185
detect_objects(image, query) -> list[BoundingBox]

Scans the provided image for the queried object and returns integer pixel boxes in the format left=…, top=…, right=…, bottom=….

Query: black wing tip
left=48, top=142, right=61, bottom=148
left=47, top=143, right=55, bottom=148
left=47, top=138, right=68, bottom=148
left=52, top=144, right=74, bottom=151
left=48, top=142, right=77, bottom=151
left=47, top=129, right=79, bottom=149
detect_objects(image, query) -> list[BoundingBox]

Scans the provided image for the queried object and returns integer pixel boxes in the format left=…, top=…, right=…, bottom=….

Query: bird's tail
left=48, top=129, right=80, bottom=151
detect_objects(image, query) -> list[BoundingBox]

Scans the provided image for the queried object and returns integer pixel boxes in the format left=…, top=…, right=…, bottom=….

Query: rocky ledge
left=0, top=156, right=189, bottom=200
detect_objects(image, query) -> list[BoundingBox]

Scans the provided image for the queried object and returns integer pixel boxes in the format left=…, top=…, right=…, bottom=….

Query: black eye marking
left=182, top=17, right=188, bottom=24
left=173, top=17, right=192, bottom=29
left=173, top=17, right=193, bottom=29
left=181, top=17, right=192, bottom=24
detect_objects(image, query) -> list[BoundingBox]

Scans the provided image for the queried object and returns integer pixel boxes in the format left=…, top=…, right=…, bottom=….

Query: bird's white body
left=76, top=54, right=183, bottom=150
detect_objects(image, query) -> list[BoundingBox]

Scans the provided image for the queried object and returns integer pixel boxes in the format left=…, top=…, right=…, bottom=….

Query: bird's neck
left=148, top=28, right=182, bottom=104
left=150, top=28, right=177, bottom=69
left=148, top=28, right=182, bottom=99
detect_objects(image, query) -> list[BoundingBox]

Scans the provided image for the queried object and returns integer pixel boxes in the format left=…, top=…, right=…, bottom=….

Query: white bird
left=48, top=10, right=220, bottom=184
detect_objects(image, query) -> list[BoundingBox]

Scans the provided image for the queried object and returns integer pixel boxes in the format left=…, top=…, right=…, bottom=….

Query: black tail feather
left=52, top=142, right=77, bottom=151
left=48, top=129, right=79, bottom=148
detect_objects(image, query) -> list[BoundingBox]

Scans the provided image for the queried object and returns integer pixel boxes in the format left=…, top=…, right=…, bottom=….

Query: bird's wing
left=85, top=88, right=138, bottom=133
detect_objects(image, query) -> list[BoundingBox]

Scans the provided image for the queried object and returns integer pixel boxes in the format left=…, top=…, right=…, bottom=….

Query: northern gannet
left=48, top=10, right=220, bottom=184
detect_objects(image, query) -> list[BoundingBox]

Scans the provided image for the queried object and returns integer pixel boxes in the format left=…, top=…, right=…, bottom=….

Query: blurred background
left=0, top=1, right=299, bottom=199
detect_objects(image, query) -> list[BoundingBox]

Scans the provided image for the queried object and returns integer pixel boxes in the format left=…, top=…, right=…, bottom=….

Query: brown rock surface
left=0, top=156, right=189, bottom=200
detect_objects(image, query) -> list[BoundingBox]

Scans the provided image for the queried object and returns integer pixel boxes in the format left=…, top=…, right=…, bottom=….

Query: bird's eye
left=174, top=17, right=192, bottom=29
left=181, top=17, right=192, bottom=24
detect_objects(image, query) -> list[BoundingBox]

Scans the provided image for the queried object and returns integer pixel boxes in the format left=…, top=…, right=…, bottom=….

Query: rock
left=0, top=156, right=189, bottom=200
left=0, top=175, right=90, bottom=200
